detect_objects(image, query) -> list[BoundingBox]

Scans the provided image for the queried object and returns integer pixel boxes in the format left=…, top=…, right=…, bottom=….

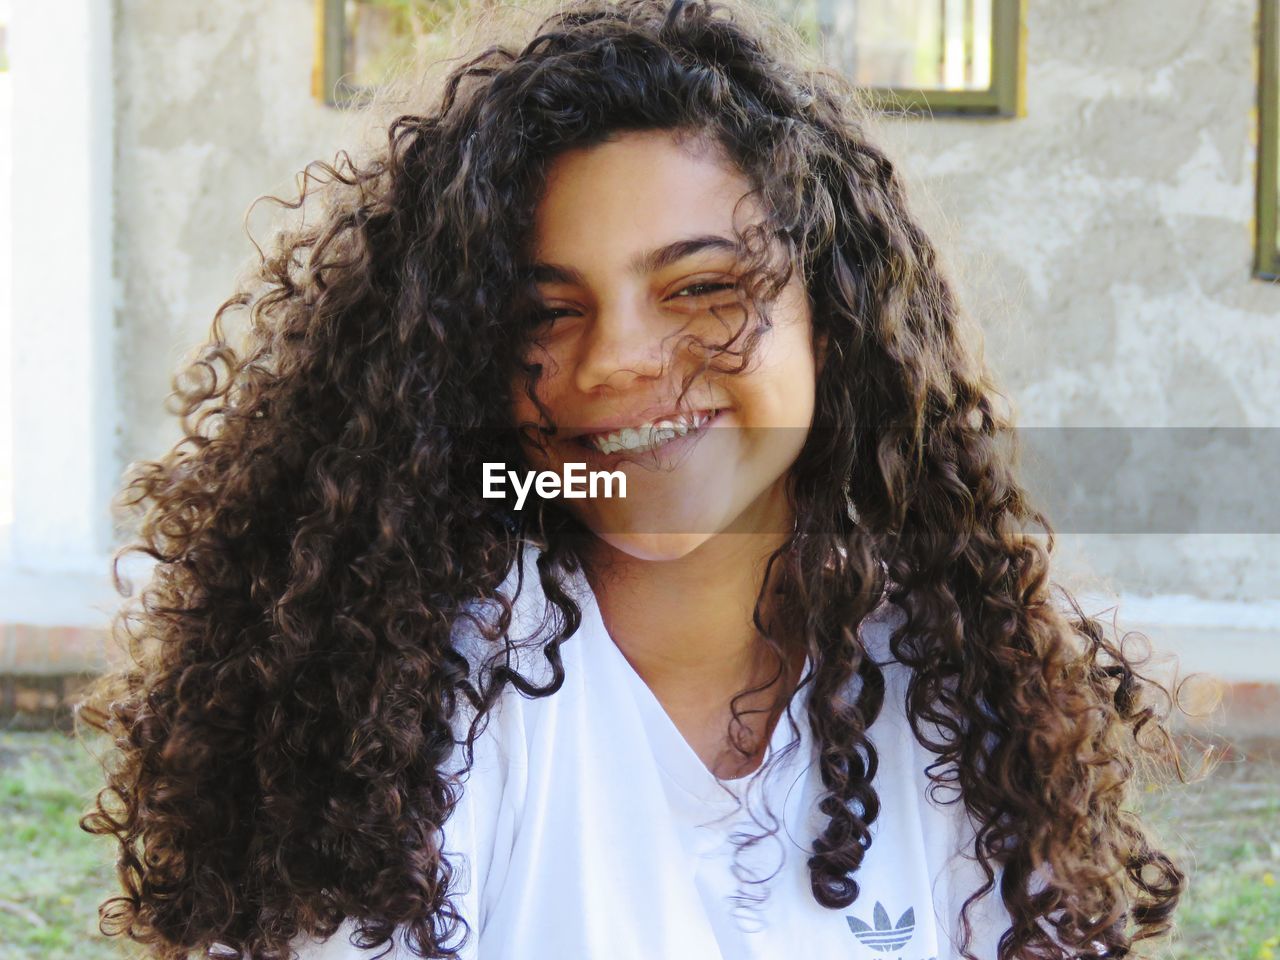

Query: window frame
left=313, top=0, right=374, bottom=109
left=313, top=0, right=1027, bottom=117
left=1257, top=0, right=1280, bottom=279
left=855, top=0, right=1026, bottom=118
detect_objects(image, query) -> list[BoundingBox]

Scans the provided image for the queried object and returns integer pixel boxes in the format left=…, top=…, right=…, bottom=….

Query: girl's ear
left=814, top=329, right=830, bottom=375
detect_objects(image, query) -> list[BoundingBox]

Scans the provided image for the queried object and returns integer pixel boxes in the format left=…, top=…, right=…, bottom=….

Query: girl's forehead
left=530, top=132, right=761, bottom=261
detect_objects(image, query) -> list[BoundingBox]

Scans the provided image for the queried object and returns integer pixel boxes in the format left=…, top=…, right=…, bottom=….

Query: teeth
left=585, top=410, right=716, bottom=455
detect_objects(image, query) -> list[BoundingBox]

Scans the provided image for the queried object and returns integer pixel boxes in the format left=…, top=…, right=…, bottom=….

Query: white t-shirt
left=293, top=547, right=1015, bottom=960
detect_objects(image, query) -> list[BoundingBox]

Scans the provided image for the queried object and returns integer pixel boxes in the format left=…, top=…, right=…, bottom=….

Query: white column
left=5, top=0, right=117, bottom=625
left=0, top=6, right=12, bottom=533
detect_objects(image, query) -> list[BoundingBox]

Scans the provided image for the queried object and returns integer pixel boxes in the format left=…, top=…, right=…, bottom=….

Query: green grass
left=0, top=729, right=1276, bottom=959
left=1136, top=740, right=1280, bottom=960
left=0, top=730, right=131, bottom=960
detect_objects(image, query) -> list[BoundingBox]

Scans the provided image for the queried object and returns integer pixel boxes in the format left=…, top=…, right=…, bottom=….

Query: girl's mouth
left=571, top=408, right=726, bottom=463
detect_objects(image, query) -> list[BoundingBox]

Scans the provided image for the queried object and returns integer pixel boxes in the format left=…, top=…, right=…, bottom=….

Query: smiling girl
left=79, top=1, right=1187, bottom=958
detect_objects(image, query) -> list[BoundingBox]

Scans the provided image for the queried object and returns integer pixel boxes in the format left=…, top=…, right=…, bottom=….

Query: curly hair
left=76, top=0, right=1191, bottom=957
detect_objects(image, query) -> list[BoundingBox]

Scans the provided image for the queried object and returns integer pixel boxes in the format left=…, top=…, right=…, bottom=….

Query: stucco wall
left=870, top=0, right=1280, bottom=603
left=115, top=0, right=1280, bottom=604
left=115, top=0, right=350, bottom=477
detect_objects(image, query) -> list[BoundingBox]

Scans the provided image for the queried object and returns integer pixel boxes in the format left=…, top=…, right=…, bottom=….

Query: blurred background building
left=1, top=0, right=1278, bottom=730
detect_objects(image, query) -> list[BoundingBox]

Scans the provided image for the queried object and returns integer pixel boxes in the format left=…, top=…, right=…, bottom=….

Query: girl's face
left=511, top=129, right=824, bottom=561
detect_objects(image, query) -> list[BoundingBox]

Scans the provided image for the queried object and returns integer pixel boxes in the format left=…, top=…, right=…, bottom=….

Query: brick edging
left=1, top=623, right=113, bottom=676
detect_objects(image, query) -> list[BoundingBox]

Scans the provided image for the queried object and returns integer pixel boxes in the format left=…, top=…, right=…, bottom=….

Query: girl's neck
left=579, top=522, right=806, bottom=779
left=580, top=524, right=800, bottom=723
left=588, top=535, right=778, bottom=670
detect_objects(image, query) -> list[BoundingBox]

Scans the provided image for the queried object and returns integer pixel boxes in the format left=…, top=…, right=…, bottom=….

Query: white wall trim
left=8, top=0, right=117, bottom=574
left=1, top=561, right=1277, bottom=687
left=1057, top=591, right=1280, bottom=686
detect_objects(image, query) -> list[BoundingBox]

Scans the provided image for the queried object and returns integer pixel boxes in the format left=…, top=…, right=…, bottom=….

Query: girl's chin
left=591, top=530, right=717, bottom=563
left=568, top=482, right=794, bottom=557
left=575, top=496, right=730, bottom=542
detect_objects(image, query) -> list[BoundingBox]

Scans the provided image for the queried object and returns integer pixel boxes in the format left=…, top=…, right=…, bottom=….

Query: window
left=1258, top=0, right=1279, bottom=279
left=314, top=0, right=1025, bottom=117
left=313, top=0, right=468, bottom=108
left=766, top=0, right=1025, bottom=116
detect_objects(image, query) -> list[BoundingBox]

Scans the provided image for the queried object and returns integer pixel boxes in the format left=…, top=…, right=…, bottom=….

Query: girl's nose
left=572, top=295, right=670, bottom=394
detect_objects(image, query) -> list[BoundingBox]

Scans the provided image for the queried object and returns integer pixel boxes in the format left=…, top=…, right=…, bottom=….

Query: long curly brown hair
left=76, top=0, right=1192, bottom=957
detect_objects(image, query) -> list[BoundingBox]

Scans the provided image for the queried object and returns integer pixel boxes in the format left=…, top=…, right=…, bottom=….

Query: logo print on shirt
left=845, top=901, right=915, bottom=952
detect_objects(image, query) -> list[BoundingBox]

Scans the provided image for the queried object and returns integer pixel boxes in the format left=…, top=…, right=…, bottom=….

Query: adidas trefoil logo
left=845, top=901, right=915, bottom=953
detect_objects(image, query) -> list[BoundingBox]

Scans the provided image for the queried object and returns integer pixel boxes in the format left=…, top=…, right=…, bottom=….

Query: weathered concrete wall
left=115, top=0, right=1280, bottom=606
left=114, top=0, right=351, bottom=477
left=869, top=0, right=1280, bottom=604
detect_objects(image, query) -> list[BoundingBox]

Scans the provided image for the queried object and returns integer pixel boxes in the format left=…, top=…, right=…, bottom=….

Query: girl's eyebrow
left=523, top=233, right=738, bottom=286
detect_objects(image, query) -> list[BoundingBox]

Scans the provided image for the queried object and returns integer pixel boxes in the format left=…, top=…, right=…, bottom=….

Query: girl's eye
left=530, top=282, right=735, bottom=327
left=530, top=306, right=574, bottom=327
left=675, top=281, right=735, bottom=299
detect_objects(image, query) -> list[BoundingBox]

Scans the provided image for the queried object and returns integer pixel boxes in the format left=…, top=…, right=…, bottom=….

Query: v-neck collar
left=567, top=565, right=813, bottom=808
